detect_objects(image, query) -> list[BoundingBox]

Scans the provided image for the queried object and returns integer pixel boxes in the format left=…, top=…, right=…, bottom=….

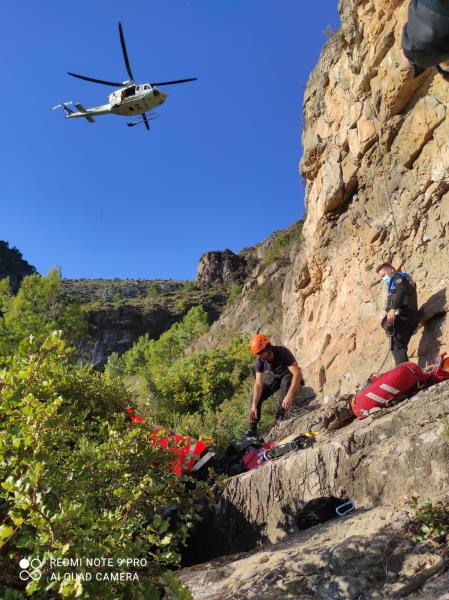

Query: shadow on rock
left=182, top=491, right=269, bottom=566
left=417, top=288, right=447, bottom=367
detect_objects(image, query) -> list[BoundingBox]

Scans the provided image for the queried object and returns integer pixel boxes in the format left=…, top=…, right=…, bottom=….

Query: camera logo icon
left=19, top=558, right=43, bottom=581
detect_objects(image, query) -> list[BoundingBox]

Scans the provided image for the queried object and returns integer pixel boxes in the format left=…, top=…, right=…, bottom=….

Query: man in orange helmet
left=246, top=333, right=303, bottom=437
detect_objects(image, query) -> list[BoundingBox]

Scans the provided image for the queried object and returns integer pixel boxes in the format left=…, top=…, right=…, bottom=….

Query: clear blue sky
left=1, top=1, right=339, bottom=280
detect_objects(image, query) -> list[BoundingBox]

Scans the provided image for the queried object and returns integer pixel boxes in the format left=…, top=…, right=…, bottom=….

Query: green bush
left=147, top=283, right=160, bottom=297
left=155, top=350, right=239, bottom=415
left=410, top=498, right=449, bottom=545
left=226, top=284, right=243, bottom=307
left=176, top=298, right=191, bottom=312
left=262, top=222, right=303, bottom=268
left=172, top=375, right=281, bottom=451
left=0, top=334, right=200, bottom=599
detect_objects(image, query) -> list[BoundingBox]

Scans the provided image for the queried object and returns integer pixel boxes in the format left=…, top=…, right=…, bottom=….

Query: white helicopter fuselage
left=65, top=84, right=167, bottom=119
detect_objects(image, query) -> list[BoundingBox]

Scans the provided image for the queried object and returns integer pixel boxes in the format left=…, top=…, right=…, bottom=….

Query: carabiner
left=336, top=500, right=356, bottom=516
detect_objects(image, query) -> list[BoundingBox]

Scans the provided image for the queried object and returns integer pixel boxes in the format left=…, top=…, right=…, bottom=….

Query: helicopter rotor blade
left=118, top=22, right=135, bottom=82
left=67, top=72, right=123, bottom=87
left=142, top=113, right=150, bottom=131
left=150, top=77, right=198, bottom=86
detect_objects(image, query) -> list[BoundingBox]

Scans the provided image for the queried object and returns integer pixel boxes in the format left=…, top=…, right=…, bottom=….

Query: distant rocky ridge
left=83, top=287, right=229, bottom=365
left=0, top=241, right=36, bottom=293
left=61, top=278, right=185, bottom=303
left=189, top=221, right=303, bottom=351
left=1, top=222, right=302, bottom=365
left=1, top=238, right=273, bottom=364
left=194, top=249, right=255, bottom=288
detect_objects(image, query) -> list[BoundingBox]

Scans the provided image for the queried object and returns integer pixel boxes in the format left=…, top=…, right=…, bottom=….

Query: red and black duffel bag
left=352, top=362, right=431, bottom=420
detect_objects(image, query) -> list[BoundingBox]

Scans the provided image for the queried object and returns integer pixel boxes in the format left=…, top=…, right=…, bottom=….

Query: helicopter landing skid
left=127, top=113, right=159, bottom=129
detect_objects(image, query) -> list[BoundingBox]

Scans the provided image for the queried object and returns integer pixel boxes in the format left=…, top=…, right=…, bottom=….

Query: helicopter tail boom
left=73, top=103, right=95, bottom=123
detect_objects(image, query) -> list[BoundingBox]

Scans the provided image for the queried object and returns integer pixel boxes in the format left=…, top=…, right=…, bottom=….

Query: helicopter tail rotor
left=53, top=101, right=74, bottom=115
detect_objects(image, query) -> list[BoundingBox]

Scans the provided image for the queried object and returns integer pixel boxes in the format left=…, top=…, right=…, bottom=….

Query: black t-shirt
left=255, top=345, right=296, bottom=378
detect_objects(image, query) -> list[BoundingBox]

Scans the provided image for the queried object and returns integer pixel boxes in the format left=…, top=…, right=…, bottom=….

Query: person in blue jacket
left=402, top=0, right=449, bottom=78
left=377, top=263, right=420, bottom=365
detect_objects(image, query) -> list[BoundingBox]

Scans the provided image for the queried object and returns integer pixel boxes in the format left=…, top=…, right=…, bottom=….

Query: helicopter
left=53, top=22, right=197, bottom=131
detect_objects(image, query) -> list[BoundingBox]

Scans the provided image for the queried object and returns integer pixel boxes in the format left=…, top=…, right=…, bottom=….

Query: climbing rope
left=376, top=346, right=392, bottom=375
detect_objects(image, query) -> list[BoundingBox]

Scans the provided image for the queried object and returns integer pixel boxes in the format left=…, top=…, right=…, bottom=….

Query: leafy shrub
left=155, top=350, right=239, bottom=415
left=226, top=284, right=243, bottom=307
left=410, top=498, right=449, bottom=545
left=151, top=334, right=253, bottom=420
left=147, top=283, right=160, bottom=297
left=262, top=222, right=303, bottom=268
left=0, top=334, right=200, bottom=599
left=176, top=298, right=191, bottom=312
left=249, top=278, right=275, bottom=304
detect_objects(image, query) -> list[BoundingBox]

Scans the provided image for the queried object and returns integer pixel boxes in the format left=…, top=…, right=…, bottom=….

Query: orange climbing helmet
left=250, top=333, right=271, bottom=355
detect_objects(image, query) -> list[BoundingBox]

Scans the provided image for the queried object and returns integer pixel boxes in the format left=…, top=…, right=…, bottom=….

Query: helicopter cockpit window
left=144, top=85, right=149, bottom=90
left=122, top=86, right=136, bottom=99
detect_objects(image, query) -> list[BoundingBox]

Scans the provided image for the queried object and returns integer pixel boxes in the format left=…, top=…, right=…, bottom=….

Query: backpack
left=222, top=437, right=265, bottom=476
left=352, top=362, right=431, bottom=419
left=296, top=496, right=352, bottom=530
left=224, top=433, right=317, bottom=475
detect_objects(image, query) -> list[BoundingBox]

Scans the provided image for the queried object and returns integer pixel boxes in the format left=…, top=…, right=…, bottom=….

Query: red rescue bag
left=149, top=428, right=209, bottom=476
left=352, top=362, right=431, bottom=420
left=125, top=407, right=213, bottom=477
left=431, top=353, right=449, bottom=383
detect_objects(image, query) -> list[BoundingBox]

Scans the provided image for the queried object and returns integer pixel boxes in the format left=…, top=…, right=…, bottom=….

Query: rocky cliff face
left=195, top=249, right=253, bottom=288
left=85, top=289, right=228, bottom=364
left=282, top=0, right=449, bottom=400
left=191, top=222, right=303, bottom=351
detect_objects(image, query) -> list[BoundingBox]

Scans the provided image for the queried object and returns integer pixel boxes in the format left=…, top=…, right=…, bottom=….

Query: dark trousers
left=402, top=0, right=449, bottom=73
left=390, top=316, right=419, bottom=366
left=248, top=372, right=292, bottom=432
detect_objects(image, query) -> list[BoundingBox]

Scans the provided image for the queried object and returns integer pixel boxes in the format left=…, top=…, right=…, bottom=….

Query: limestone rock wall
left=284, top=0, right=449, bottom=400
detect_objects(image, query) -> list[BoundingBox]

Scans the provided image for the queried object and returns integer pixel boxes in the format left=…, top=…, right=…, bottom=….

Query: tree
left=154, top=350, right=237, bottom=415
left=106, top=306, right=210, bottom=384
left=0, top=268, right=88, bottom=357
